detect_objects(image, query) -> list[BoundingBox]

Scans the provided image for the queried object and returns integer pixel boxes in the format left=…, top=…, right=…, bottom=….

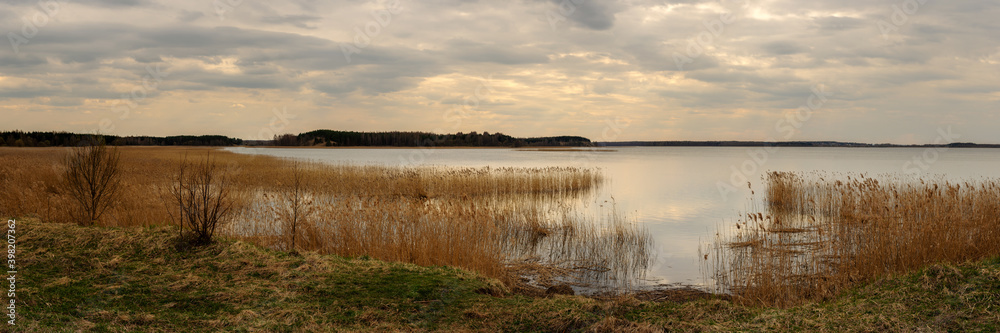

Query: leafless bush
left=63, top=137, right=122, bottom=226
left=170, top=154, right=236, bottom=246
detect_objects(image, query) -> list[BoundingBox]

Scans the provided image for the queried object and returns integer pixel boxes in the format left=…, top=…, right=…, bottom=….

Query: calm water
left=227, top=146, right=1000, bottom=287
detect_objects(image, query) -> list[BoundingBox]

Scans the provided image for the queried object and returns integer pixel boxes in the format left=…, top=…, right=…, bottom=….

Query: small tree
left=63, top=136, right=122, bottom=226
left=170, top=154, right=235, bottom=246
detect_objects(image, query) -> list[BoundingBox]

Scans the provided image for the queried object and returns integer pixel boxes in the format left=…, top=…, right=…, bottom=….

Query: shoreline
left=21, top=218, right=1000, bottom=331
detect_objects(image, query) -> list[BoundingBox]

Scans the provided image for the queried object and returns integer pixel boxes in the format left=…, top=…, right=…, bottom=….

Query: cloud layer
left=1, top=0, right=998, bottom=143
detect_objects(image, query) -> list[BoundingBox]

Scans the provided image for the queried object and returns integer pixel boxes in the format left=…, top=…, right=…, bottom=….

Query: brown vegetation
left=62, top=138, right=123, bottom=226
left=0, top=146, right=652, bottom=292
left=168, top=153, right=239, bottom=246
left=708, top=171, right=1000, bottom=307
left=22, top=217, right=1000, bottom=331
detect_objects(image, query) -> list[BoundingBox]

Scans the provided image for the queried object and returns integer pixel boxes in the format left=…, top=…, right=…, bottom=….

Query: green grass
left=14, top=218, right=1000, bottom=332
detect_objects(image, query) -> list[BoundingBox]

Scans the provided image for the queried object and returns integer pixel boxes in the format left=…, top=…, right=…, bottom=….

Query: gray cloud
left=1, top=0, right=998, bottom=143
left=71, top=0, right=155, bottom=7
left=443, top=39, right=550, bottom=65
left=564, top=1, right=621, bottom=30
left=811, top=16, right=866, bottom=32
left=259, top=14, right=323, bottom=29
left=177, top=10, right=204, bottom=23
left=760, top=41, right=804, bottom=55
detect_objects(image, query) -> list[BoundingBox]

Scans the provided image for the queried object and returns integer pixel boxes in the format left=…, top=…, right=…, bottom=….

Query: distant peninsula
left=267, top=130, right=592, bottom=147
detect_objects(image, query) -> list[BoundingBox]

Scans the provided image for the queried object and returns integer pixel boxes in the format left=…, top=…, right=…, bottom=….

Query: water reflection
left=228, top=146, right=1000, bottom=287
left=222, top=165, right=655, bottom=294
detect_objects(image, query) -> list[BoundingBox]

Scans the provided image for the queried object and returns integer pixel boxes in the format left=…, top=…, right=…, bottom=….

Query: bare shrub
left=63, top=137, right=122, bottom=226
left=170, top=154, right=236, bottom=246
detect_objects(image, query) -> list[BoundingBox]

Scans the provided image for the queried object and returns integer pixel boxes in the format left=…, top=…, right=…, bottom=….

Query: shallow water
left=227, top=146, right=1000, bottom=287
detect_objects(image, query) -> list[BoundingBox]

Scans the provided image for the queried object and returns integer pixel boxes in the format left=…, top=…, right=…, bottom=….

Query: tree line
left=0, top=130, right=592, bottom=147
left=0, top=131, right=243, bottom=147
left=276, top=130, right=592, bottom=147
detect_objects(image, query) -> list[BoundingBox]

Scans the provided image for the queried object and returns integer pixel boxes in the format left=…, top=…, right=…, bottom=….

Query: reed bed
left=226, top=161, right=652, bottom=291
left=502, top=205, right=655, bottom=292
left=0, top=147, right=652, bottom=292
left=708, top=171, right=1000, bottom=307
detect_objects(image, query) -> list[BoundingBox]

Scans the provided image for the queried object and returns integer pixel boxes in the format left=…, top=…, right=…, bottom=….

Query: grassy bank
left=18, top=219, right=1000, bottom=332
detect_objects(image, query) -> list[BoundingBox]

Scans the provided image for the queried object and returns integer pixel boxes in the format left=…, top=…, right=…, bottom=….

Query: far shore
left=232, top=145, right=606, bottom=150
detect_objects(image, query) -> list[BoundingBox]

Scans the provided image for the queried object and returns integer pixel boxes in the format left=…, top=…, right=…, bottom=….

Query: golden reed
left=1, top=147, right=652, bottom=291
left=707, top=171, right=1000, bottom=307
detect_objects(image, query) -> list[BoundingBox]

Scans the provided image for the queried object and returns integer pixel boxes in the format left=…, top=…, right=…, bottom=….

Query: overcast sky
left=1, top=0, right=998, bottom=143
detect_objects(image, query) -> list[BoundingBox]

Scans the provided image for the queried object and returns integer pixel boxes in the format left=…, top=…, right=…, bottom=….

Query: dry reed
left=0, top=147, right=653, bottom=292
left=708, top=171, right=1000, bottom=307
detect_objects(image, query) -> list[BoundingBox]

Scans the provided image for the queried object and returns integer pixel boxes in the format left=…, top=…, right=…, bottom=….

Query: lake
left=227, top=146, right=1000, bottom=288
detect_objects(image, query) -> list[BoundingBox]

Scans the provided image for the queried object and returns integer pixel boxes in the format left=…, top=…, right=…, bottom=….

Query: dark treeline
left=0, top=130, right=589, bottom=147
left=596, top=141, right=1000, bottom=148
left=273, top=130, right=593, bottom=147
left=5, top=131, right=995, bottom=148
left=0, top=131, right=243, bottom=147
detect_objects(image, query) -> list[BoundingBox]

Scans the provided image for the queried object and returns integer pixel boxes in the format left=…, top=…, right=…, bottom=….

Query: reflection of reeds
left=503, top=203, right=654, bottom=293
left=1, top=147, right=653, bottom=293
left=229, top=162, right=653, bottom=292
left=709, top=171, right=1000, bottom=307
